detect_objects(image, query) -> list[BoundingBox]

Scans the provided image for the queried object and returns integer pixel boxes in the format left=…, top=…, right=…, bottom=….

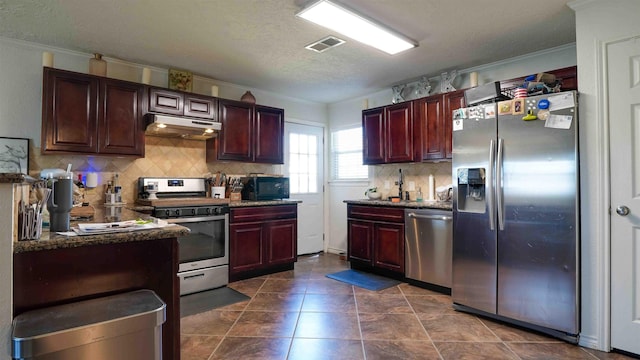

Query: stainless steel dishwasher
left=405, top=208, right=453, bottom=289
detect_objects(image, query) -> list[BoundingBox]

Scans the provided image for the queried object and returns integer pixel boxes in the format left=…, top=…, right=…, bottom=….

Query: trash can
left=12, top=289, right=166, bottom=360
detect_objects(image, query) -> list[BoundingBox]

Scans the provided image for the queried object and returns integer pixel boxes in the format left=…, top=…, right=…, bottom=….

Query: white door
left=284, top=122, right=325, bottom=255
left=609, top=36, right=640, bottom=355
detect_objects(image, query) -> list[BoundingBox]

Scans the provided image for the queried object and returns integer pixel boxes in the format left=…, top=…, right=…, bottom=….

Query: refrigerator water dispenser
left=456, top=168, right=486, bottom=213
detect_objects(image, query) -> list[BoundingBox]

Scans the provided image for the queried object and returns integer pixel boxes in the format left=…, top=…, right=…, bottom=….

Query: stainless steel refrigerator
left=451, top=91, right=579, bottom=341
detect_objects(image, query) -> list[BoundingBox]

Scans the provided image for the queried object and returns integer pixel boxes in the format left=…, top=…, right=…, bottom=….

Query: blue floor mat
left=326, top=269, right=400, bottom=291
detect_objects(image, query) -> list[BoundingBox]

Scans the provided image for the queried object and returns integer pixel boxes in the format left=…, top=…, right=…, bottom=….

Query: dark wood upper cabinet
left=415, top=95, right=444, bottom=161
left=362, top=108, right=385, bottom=165
left=362, top=102, right=414, bottom=165
left=97, top=79, right=145, bottom=155
left=443, top=90, right=466, bottom=159
left=216, top=99, right=254, bottom=162
left=254, top=105, right=284, bottom=164
left=148, top=88, right=183, bottom=116
left=385, top=102, right=414, bottom=163
left=42, top=67, right=144, bottom=156
left=184, top=94, right=216, bottom=119
left=208, top=100, right=285, bottom=164
left=42, top=68, right=99, bottom=153
left=148, top=88, right=216, bottom=120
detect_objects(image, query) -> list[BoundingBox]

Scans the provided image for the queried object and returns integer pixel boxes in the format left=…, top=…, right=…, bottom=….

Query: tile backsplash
left=371, top=162, right=453, bottom=201
left=29, top=137, right=280, bottom=206
left=29, top=137, right=451, bottom=205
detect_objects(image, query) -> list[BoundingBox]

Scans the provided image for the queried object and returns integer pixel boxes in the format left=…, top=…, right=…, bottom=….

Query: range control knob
left=174, top=209, right=181, bottom=217
left=164, top=209, right=171, bottom=217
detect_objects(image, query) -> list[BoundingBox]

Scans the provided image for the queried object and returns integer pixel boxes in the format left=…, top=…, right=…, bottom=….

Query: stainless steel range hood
left=145, top=114, right=221, bottom=140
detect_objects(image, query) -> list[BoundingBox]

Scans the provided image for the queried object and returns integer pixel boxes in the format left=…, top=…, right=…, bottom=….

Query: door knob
left=616, top=206, right=630, bottom=216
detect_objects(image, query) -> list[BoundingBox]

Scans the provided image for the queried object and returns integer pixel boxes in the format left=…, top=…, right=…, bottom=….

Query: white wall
left=324, top=44, right=577, bottom=254
left=569, top=0, right=640, bottom=351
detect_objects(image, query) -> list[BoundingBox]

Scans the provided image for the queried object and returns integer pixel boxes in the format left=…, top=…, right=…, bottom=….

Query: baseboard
left=326, top=247, right=345, bottom=255
left=579, top=334, right=604, bottom=352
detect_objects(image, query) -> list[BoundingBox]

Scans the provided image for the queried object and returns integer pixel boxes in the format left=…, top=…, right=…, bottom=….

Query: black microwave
left=240, top=176, right=290, bottom=201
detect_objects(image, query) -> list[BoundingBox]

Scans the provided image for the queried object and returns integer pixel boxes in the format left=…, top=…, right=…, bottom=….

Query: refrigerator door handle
left=497, top=137, right=505, bottom=231
left=488, top=139, right=496, bottom=230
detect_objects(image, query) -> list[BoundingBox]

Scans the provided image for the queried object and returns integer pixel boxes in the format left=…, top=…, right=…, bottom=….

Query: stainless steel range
left=138, top=177, right=229, bottom=295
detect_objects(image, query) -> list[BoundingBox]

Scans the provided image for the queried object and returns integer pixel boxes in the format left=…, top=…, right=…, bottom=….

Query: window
left=331, top=127, right=368, bottom=180
left=288, top=132, right=319, bottom=193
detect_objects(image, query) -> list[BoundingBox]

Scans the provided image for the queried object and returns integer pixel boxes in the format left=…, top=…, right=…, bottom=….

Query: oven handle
left=163, top=214, right=227, bottom=224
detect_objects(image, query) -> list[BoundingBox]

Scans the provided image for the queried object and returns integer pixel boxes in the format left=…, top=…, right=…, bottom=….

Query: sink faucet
left=398, top=169, right=404, bottom=200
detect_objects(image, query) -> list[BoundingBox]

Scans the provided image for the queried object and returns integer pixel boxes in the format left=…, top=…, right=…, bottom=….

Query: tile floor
left=181, top=253, right=634, bottom=360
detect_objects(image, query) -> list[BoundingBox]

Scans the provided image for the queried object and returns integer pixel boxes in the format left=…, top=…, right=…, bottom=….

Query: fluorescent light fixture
left=296, top=0, right=417, bottom=55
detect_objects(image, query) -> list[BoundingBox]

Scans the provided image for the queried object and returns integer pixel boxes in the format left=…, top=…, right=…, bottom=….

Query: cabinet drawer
left=348, top=205, right=404, bottom=223
left=184, top=95, right=216, bottom=119
left=149, top=88, right=183, bottom=115
left=230, top=205, right=297, bottom=223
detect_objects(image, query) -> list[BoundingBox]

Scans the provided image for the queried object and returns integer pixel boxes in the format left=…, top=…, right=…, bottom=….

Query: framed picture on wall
left=168, top=68, right=193, bottom=92
left=0, top=137, right=29, bottom=174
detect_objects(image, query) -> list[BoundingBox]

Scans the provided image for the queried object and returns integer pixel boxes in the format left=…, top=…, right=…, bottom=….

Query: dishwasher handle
left=407, top=213, right=452, bottom=221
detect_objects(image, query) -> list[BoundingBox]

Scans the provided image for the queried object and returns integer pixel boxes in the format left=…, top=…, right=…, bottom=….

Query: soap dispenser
left=416, top=187, right=423, bottom=202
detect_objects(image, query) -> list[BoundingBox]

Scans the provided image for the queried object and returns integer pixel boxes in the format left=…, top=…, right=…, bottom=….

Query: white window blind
left=331, top=127, right=368, bottom=180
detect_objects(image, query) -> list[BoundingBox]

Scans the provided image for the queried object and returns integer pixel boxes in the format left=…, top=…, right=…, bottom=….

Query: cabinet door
left=229, top=222, right=264, bottom=273
left=373, top=222, right=405, bottom=273
left=42, top=68, right=98, bottom=153
left=385, top=102, right=414, bottom=163
left=444, top=90, right=466, bottom=159
left=217, top=99, right=254, bottom=162
left=149, top=88, right=183, bottom=116
left=348, top=220, right=373, bottom=264
left=184, top=94, right=216, bottom=119
left=254, top=105, right=284, bottom=164
left=265, top=219, right=297, bottom=265
left=98, top=79, right=144, bottom=156
left=362, top=108, right=385, bottom=164
left=417, top=95, right=445, bottom=160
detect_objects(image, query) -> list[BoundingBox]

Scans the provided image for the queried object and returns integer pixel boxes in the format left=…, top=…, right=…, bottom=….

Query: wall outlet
left=408, top=181, right=416, bottom=191
left=384, top=180, right=390, bottom=189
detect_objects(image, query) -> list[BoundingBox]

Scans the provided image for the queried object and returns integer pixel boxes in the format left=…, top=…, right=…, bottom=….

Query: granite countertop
left=0, top=173, right=36, bottom=184
left=14, top=205, right=190, bottom=253
left=344, top=199, right=452, bottom=210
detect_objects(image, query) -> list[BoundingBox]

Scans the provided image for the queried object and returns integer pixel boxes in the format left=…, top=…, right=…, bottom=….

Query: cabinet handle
left=407, top=213, right=452, bottom=221
left=184, top=273, right=205, bottom=280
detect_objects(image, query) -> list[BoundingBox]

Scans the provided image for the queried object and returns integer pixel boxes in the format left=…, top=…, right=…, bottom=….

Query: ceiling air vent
left=305, top=36, right=345, bottom=53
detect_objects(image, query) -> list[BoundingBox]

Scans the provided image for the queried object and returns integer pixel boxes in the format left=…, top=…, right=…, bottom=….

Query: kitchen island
left=13, top=205, right=189, bottom=360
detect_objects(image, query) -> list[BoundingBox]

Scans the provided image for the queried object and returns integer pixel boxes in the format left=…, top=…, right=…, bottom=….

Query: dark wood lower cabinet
left=347, top=205, right=405, bottom=275
left=229, top=205, right=297, bottom=281
left=13, top=238, right=180, bottom=360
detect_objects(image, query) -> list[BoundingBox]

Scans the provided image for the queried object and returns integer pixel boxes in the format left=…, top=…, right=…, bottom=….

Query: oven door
left=166, top=214, right=229, bottom=273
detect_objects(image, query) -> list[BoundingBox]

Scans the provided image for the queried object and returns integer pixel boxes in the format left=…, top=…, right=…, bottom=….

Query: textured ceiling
left=0, top=0, right=576, bottom=103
